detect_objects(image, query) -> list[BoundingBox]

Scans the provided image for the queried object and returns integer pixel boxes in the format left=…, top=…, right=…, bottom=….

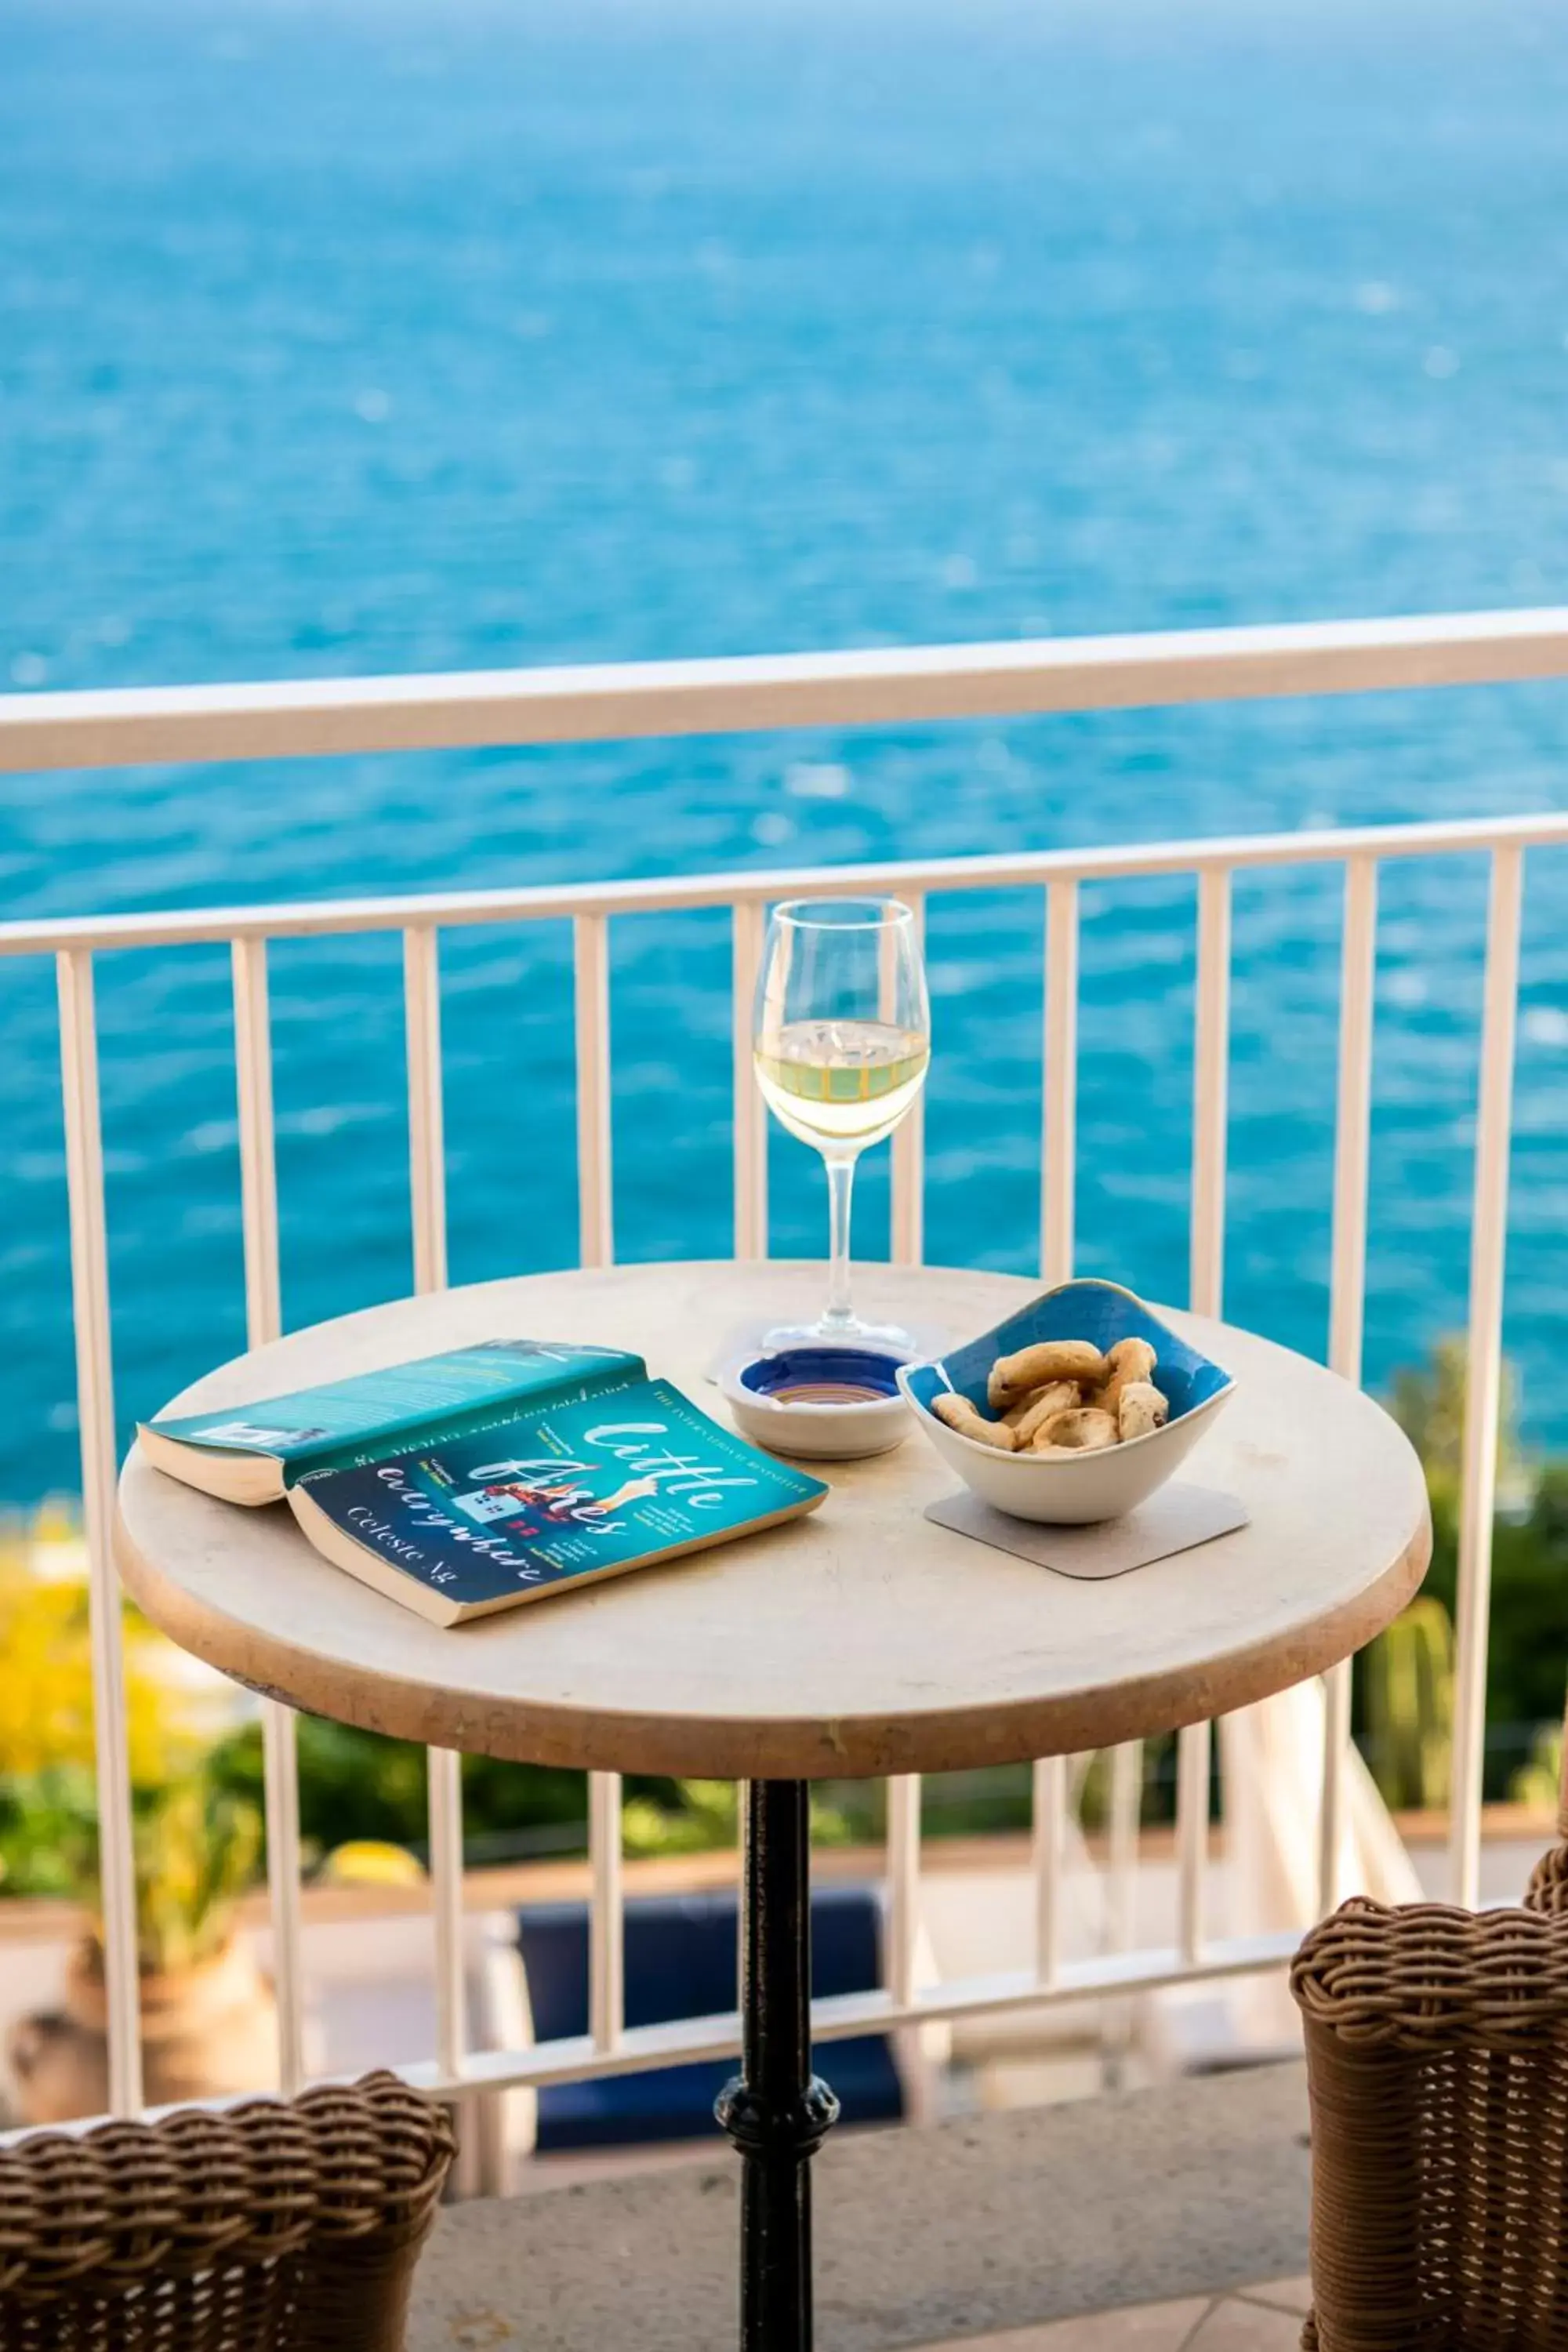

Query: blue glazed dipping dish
left=720, top=1345, right=912, bottom=1461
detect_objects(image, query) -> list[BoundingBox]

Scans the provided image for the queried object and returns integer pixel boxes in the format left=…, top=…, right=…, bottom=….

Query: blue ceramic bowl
left=897, top=1279, right=1234, bottom=1523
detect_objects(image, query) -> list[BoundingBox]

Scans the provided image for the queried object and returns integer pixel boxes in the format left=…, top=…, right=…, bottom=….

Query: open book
left=140, top=1340, right=826, bottom=1625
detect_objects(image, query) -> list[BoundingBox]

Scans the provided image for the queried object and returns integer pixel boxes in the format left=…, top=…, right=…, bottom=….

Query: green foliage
left=203, top=1721, right=802, bottom=1867
left=0, top=1763, right=263, bottom=1973
left=0, top=1523, right=265, bottom=1948
left=1361, top=1596, right=1454, bottom=1809
left=1510, top=1721, right=1563, bottom=1815
left=1408, top=1471, right=1568, bottom=1782
left=1381, top=1345, right=1568, bottom=1802
left=131, top=1775, right=263, bottom=1974
left=206, top=1715, right=427, bottom=1859
left=621, top=1779, right=852, bottom=1856
left=0, top=1766, right=98, bottom=1898
left=205, top=1715, right=596, bottom=1866
left=623, top=1778, right=738, bottom=1856
left=1388, top=1337, right=1523, bottom=1505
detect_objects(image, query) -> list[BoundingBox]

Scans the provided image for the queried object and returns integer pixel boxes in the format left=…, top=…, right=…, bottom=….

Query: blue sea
left=2, top=0, right=1568, bottom=1504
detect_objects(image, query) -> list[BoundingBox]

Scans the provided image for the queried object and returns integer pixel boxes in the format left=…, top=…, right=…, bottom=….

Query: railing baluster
left=1107, top=1742, right=1142, bottom=1951
left=891, top=891, right=926, bottom=1267
left=571, top=918, right=625, bottom=2025
left=1449, top=847, right=1525, bottom=1907
left=1327, top=860, right=1379, bottom=1392
left=233, top=938, right=283, bottom=1348
left=1174, top=868, right=1232, bottom=1980
left=589, top=1771, right=625, bottom=2050
left=258, top=1705, right=303, bottom=2091
left=231, top=935, right=307, bottom=2095
left=1032, top=1755, right=1068, bottom=1986
left=1176, top=1723, right=1209, bottom=1962
left=56, top=949, right=143, bottom=2116
left=884, top=1775, right=921, bottom=2007
left=865, top=789, right=925, bottom=1976
left=426, top=1748, right=467, bottom=2082
left=402, top=927, right=468, bottom=2085
left=1102, top=1740, right=1142, bottom=2084
left=1190, top=868, right=1232, bottom=1320
left=404, top=924, right=448, bottom=1295
left=1319, top=858, right=1379, bottom=1914
left=1318, top=1664, right=1352, bottom=1920
left=232, top=938, right=283, bottom=1342
left=884, top=895, right=927, bottom=1921
left=1042, top=879, right=1078, bottom=1286
left=731, top=901, right=768, bottom=1258
left=574, top=914, right=614, bottom=1269
left=1038, top=883, right=1080, bottom=1981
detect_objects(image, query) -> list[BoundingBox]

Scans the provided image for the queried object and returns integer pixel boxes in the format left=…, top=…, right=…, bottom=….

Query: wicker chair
left=0, top=2069, right=454, bottom=2352
left=1291, top=1762, right=1568, bottom=2352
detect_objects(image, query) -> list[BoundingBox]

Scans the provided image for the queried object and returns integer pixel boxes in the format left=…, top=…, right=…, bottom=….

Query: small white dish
left=897, top=1279, right=1235, bottom=1524
left=720, top=1345, right=912, bottom=1462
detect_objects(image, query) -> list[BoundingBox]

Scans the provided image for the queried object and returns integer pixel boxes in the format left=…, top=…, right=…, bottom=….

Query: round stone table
left=115, top=1260, right=1431, bottom=2352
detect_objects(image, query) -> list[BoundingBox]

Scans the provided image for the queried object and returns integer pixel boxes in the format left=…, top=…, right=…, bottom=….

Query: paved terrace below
left=410, top=2060, right=1310, bottom=2352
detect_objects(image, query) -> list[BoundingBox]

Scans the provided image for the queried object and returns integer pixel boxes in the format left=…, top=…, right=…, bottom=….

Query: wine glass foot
left=760, top=1315, right=920, bottom=1361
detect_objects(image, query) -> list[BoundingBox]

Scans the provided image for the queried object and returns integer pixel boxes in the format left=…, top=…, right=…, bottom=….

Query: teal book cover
left=288, top=1377, right=828, bottom=1625
left=140, top=1338, right=644, bottom=1502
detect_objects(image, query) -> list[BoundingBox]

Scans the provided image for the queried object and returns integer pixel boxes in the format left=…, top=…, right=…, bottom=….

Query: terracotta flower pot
left=8, top=1933, right=278, bottom=2125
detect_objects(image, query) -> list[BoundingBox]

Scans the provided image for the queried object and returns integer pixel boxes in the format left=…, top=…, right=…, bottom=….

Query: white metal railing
left=4, top=605, right=1568, bottom=773
left=2, top=607, right=1561, bottom=2132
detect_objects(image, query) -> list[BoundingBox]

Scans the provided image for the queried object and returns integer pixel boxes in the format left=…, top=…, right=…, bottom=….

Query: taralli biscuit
left=933, top=1324, right=1181, bottom=1467
left=988, top=1340, right=1106, bottom=1410
left=1092, top=1337, right=1159, bottom=1415
left=1003, top=1379, right=1081, bottom=1442
left=933, top=1392, right=1017, bottom=1450
left=1030, top=1405, right=1119, bottom=1454
left=1117, top=1381, right=1170, bottom=1441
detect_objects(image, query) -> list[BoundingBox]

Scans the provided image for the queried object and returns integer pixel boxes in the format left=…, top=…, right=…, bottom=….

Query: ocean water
left=2, top=0, right=1568, bottom=1503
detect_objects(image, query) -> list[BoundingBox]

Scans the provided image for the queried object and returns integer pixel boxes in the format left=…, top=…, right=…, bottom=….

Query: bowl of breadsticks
left=895, top=1279, right=1234, bottom=1524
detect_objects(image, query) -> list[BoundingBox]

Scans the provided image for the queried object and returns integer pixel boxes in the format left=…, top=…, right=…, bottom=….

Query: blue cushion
left=517, top=1885, right=905, bottom=2150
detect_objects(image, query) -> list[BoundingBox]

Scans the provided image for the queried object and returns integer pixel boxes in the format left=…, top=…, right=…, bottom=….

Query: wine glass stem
left=823, top=1150, right=857, bottom=1327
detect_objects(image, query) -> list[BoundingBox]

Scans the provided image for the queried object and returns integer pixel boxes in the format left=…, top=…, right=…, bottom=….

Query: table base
left=716, top=1780, right=840, bottom=2352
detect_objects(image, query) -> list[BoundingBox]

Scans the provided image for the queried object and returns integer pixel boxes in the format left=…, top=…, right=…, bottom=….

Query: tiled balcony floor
left=412, top=2067, right=1312, bottom=2352
left=916, top=2280, right=1309, bottom=2350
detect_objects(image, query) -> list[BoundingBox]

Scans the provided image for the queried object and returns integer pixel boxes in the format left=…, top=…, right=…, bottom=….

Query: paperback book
left=141, top=1341, right=827, bottom=1625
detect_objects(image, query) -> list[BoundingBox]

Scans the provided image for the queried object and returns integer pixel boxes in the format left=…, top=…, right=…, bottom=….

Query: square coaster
left=924, top=1482, right=1249, bottom=1580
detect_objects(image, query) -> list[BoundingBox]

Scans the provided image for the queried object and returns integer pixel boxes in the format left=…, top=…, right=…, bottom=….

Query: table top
left=114, top=1261, right=1430, bottom=1780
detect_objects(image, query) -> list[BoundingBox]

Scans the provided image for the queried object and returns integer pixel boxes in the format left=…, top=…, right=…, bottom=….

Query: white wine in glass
left=753, top=898, right=931, bottom=1349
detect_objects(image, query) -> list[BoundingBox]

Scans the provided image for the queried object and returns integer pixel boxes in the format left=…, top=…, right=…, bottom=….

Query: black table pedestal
left=716, top=1779, right=840, bottom=2352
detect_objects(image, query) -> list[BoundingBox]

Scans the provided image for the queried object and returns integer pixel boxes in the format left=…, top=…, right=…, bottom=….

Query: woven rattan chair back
left=1293, top=1715, right=1568, bottom=2352
left=0, top=2070, right=454, bottom=2352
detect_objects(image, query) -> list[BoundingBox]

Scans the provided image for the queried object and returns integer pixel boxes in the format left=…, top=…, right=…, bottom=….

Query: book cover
left=289, top=1376, right=828, bottom=1624
left=144, top=1338, right=643, bottom=1483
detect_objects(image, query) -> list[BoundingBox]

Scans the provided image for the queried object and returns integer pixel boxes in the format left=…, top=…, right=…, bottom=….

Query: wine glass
left=753, top=896, right=931, bottom=1352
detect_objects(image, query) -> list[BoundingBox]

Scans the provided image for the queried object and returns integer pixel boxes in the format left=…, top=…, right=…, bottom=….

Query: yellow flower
left=0, top=1508, right=201, bottom=1790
